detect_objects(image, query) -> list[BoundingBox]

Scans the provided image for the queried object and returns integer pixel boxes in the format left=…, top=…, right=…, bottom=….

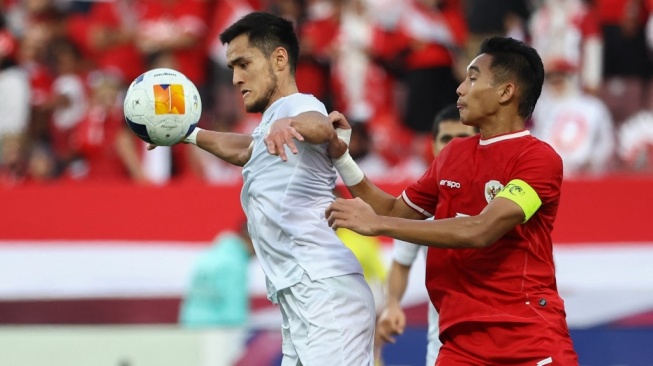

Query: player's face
left=433, top=120, right=476, bottom=156
left=226, top=34, right=278, bottom=113
left=456, top=54, right=501, bottom=126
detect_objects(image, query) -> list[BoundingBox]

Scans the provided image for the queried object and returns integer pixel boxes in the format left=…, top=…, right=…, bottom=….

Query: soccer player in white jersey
left=376, top=105, right=476, bottom=366
left=149, top=12, right=375, bottom=365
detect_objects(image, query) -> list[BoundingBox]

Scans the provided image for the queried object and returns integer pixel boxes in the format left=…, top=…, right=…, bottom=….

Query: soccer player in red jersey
left=326, top=37, right=579, bottom=365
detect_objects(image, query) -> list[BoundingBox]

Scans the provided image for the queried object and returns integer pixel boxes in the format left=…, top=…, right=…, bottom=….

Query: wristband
left=333, top=151, right=364, bottom=186
left=184, top=127, right=203, bottom=145
left=335, top=127, right=352, bottom=146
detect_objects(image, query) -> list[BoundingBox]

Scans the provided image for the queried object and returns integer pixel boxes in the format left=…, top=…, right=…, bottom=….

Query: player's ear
left=273, top=47, right=288, bottom=72
left=498, top=82, right=515, bottom=104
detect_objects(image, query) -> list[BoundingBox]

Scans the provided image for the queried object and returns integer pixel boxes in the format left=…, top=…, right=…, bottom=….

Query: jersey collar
left=479, top=130, right=530, bottom=146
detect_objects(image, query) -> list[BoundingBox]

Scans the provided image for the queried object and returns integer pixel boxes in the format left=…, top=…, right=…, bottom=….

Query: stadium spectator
left=72, top=71, right=151, bottom=182
left=294, top=0, right=340, bottom=108
left=532, top=59, right=616, bottom=177
left=135, top=0, right=209, bottom=88
left=617, top=110, right=653, bottom=171
left=156, top=12, right=377, bottom=364
left=0, top=20, right=30, bottom=186
left=17, top=23, right=53, bottom=146
left=346, top=121, right=392, bottom=182
left=375, top=104, right=476, bottom=366
left=370, top=0, right=467, bottom=134
left=326, top=36, right=579, bottom=364
left=84, top=0, right=146, bottom=83
left=596, top=0, right=653, bottom=123
left=529, top=0, right=603, bottom=94
left=43, top=38, right=88, bottom=178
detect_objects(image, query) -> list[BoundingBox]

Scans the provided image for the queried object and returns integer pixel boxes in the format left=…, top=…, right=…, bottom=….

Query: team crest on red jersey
left=484, top=180, right=504, bottom=203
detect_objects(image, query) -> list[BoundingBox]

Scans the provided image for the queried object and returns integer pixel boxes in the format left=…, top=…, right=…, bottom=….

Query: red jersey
left=403, top=130, right=569, bottom=336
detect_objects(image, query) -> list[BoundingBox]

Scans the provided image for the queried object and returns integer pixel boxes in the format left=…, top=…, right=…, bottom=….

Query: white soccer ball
left=123, top=68, right=202, bottom=146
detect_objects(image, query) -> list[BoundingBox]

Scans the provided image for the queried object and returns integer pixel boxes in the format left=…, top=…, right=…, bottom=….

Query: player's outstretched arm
left=327, top=111, right=420, bottom=219
left=327, top=196, right=525, bottom=248
left=265, top=111, right=332, bottom=161
left=377, top=260, right=411, bottom=344
left=147, top=128, right=254, bottom=167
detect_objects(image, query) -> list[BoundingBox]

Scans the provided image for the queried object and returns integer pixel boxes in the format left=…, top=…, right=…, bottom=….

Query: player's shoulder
left=525, top=133, right=561, bottom=157
left=284, top=93, right=324, bottom=108
left=279, top=93, right=327, bottom=116
left=520, top=134, right=563, bottom=171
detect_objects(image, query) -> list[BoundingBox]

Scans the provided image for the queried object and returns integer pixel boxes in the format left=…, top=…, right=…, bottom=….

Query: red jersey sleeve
left=402, top=159, right=439, bottom=218
left=511, top=142, right=563, bottom=207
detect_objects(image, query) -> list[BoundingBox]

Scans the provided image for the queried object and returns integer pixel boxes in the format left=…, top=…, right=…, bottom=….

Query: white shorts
left=277, top=272, right=375, bottom=366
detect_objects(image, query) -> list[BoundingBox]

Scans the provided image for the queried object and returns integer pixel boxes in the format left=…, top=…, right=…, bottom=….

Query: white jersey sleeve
left=392, top=239, right=422, bottom=266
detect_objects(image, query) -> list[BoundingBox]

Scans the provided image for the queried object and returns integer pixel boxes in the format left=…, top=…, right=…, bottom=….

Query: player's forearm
left=290, top=111, right=333, bottom=144
left=194, top=129, right=253, bottom=167
left=346, top=177, right=401, bottom=216
left=386, top=261, right=411, bottom=307
left=374, top=209, right=520, bottom=249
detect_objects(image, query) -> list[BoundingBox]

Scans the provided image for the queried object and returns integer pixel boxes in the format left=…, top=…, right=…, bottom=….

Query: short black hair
left=432, top=104, right=461, bottom=138
left=219, top=11, right=300, bottom=73
left=478, top=37, right=544, bottom=119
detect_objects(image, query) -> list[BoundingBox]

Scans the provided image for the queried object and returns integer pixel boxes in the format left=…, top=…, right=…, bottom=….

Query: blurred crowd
left=1, top=0, right=653, bottom=187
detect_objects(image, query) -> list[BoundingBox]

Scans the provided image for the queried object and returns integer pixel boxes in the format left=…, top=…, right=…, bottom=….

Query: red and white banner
left=1, top=176, right=652, bottom=328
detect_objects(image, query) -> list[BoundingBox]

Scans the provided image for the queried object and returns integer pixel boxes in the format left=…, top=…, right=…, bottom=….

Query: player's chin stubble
left=246, top=68, right=278, bottom=114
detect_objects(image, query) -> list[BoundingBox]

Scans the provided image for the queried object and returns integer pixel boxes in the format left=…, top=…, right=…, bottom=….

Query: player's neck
left=264, top=79, right=299, bottom=112
left=478, top=113, right=526, bottom=139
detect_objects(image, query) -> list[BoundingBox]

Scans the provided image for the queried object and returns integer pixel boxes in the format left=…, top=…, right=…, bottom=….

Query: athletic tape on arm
left=495, top=179, right=542, bottom=223
left=335, top=127, right=351, bottom=146
left=333, top=152, right=364, bottom=186
left=184, top=127, right=203, bottom=145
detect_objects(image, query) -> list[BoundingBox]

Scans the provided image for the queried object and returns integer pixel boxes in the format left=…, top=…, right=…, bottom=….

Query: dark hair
left=431, top=104, right=460, bottom=138
left=219, top=12, right=300, bottom=73
left=478, top=37, right=544, bottom=119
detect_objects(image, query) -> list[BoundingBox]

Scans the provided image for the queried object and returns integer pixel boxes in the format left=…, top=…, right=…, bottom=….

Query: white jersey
left=240, top=93, right=363, bottom=301
left=392, top=234, right=441, bottom=366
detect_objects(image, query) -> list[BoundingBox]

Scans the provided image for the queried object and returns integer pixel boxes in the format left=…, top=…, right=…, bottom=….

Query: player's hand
left=326, top=197, right=379, bottom=235
left=327, top=111, right=350, bottom=160
left=376, top=303, right=406, bottom=344
left=265, top=117, right=304, bottom=162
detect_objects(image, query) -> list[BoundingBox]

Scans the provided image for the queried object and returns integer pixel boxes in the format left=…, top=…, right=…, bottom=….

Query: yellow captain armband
left=495, top=179, right=542, bottom=223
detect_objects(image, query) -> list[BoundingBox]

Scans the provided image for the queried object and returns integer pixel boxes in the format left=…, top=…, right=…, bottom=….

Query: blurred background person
left=346, top=121, right=392, bottom=182
left=179, top=220, right=255, bottom=364
left=135, top=0, right=209, bottom=91
left=84, top=0, right=146, bottom=83
left=595, top=0, right=653, bottom=124
left=370, top=0, right=466, bottom=134
left=42, top=38, right=88, bottom=179
left=529, top=0, right=603, bottom=94
left=0, top=17, right=30, bottom=187
left=617, top=110, right=653, bottom=172
left=532, top=58, right=616, bottom=177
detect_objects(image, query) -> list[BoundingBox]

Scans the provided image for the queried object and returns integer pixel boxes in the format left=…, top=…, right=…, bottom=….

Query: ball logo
left=153, top=84, right=185, bottom=115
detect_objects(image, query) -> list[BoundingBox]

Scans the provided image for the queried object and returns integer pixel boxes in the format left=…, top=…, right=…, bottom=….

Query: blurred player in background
left=325, top=37, right=578, bottom=365
left=375, top=104, right=476, bottom=366
left=179, top=220, right=254, bottom=365
left=149, top=11, right=375, bottom=365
